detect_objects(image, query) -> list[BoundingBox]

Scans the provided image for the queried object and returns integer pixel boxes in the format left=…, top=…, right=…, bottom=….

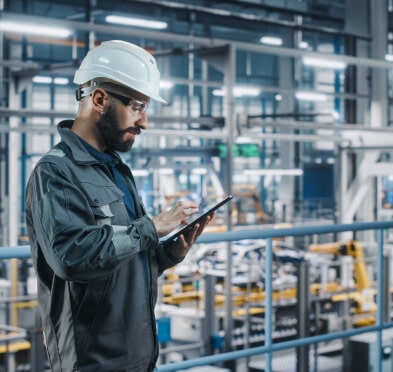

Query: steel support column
left=197, top=43, right=236, bottom=367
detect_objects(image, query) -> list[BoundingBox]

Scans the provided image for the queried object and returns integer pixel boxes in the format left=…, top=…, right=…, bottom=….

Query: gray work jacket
left=25, top=120, right=181, bottom=371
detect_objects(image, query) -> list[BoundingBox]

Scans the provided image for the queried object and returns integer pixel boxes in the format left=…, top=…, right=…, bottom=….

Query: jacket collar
left=57, top=120, right=123, bottom=165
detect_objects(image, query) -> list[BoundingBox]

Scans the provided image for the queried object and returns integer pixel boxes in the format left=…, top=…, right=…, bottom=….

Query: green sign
left=217, top=143, right=260, bottom=158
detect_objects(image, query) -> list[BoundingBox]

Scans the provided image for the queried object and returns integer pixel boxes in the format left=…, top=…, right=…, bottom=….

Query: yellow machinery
left=162, top=240, right=378, bottom=331
left=309, top=240, right=371, bottom=291
left=309, top=240, right=377, bottom=326
left=231, top=184, right=269, bottom=225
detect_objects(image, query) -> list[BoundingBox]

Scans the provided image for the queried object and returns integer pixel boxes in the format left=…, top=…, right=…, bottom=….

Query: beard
left=96, top=103, right=135, bottom=153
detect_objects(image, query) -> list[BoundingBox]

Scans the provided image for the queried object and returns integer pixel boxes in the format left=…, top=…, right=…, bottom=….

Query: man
left=25, top=40, right=212, bottom=372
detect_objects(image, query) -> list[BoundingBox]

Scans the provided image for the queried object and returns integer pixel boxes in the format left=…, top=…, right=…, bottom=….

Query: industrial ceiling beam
left=0, top=12, right=391, bottom=70
left=108, top=0, right=352, bottom=37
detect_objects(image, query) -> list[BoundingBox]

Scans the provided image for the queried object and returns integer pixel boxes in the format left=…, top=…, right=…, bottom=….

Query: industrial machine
left=309, top=240, right=377, bottom=327
left=346, top=329, right=393, bottom=372
left=159, top=239, right=380, bottom=356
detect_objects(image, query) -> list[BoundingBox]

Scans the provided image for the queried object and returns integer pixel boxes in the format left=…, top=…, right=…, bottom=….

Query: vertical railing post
left=296, top=259, right=310, bottom=372
left=203, top=274, right=215, bottom=355
left=265, top=238, right=273, bottom=372
left=383, top=253, right=391, bottom=323
left=376, top=229, right=384, bottom=372
left=29, top=328, right=45, bottom=372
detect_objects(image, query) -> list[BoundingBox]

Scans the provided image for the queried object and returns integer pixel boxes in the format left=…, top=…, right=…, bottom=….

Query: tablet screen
left=160, top=195, right=233, bottom=245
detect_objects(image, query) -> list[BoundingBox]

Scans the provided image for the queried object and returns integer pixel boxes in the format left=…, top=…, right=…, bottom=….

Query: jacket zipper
left=102, top=162, right=159, bottom=367
left=140, top=239, right=158, bottom=368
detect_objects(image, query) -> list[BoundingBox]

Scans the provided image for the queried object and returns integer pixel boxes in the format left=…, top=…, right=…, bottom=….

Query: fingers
left=176, top=201, right=199, bottom=216
left=173, top=201, right=199, bottom=225
left=186, top=214, right=213, bottom=243
left=171, top=215, right=213, bottom=259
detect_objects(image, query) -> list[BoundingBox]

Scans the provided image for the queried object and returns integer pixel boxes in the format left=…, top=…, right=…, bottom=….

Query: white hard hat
left=74, top=40, right=167, bottom=103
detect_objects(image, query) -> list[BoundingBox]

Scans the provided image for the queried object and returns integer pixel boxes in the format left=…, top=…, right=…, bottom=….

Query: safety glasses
left=105, top=91, right=149, bottom=117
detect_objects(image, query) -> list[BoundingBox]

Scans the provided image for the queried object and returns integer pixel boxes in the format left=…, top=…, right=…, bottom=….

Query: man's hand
left=170, top=213, right=214, bottom=259
left=152, top=200, right=199, bottom=237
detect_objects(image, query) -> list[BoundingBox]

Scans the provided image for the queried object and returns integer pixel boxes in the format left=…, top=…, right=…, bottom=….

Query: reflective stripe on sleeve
left=111, top=225, right=132, bottom=254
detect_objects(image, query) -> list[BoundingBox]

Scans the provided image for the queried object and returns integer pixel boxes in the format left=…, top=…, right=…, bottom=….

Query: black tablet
left=160, top=195, right=233, bottom=246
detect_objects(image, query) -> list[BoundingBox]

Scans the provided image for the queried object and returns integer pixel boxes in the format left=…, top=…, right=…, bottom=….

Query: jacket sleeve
left=25, top=160, right=159, bottom=283
left=154, top=243, right=185, bottom=276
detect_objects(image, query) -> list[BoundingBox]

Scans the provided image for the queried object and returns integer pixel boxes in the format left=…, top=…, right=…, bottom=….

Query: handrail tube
left=157, top=321, right=393, bottom=371
left=2, top=220, right=393, bottom=260
left=197, top=220, right=393, bottom=243
left=0, top=246, right=30, bottom=259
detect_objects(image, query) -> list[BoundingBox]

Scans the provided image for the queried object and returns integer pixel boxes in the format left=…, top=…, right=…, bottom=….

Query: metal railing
left=2, top=220, right=393, bottom=372
left=156, top=220, right=393, bottom=371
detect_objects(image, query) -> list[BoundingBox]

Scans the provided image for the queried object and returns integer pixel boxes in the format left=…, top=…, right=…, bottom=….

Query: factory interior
left=2, top=0, right=393, bottom=371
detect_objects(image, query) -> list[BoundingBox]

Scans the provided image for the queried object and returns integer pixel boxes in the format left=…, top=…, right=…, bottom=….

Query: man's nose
left=136, top=112, right=148, bottom=130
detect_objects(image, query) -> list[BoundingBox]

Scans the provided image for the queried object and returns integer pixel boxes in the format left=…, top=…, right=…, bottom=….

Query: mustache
left=119, top=127, right=142, bottom=135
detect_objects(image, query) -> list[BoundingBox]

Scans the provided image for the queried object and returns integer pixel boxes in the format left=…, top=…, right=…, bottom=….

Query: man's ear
left=91, top=88, right=108, bottom=113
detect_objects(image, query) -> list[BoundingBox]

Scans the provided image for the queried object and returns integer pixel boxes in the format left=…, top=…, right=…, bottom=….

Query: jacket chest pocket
left=91, top=204, right=114, bottom=226
left=80, top=182, right=130, bottom=226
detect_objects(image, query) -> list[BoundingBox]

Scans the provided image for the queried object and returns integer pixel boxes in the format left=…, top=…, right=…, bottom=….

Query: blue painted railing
left=157, top=221, right=393, bottom=371
left=2, top=220, right=393, bottom=372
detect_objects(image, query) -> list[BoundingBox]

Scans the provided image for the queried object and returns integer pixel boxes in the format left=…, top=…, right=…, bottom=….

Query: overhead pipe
left=2, top=107, right=393, bottom=134
left=246, top=118, right=393, bottom=133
